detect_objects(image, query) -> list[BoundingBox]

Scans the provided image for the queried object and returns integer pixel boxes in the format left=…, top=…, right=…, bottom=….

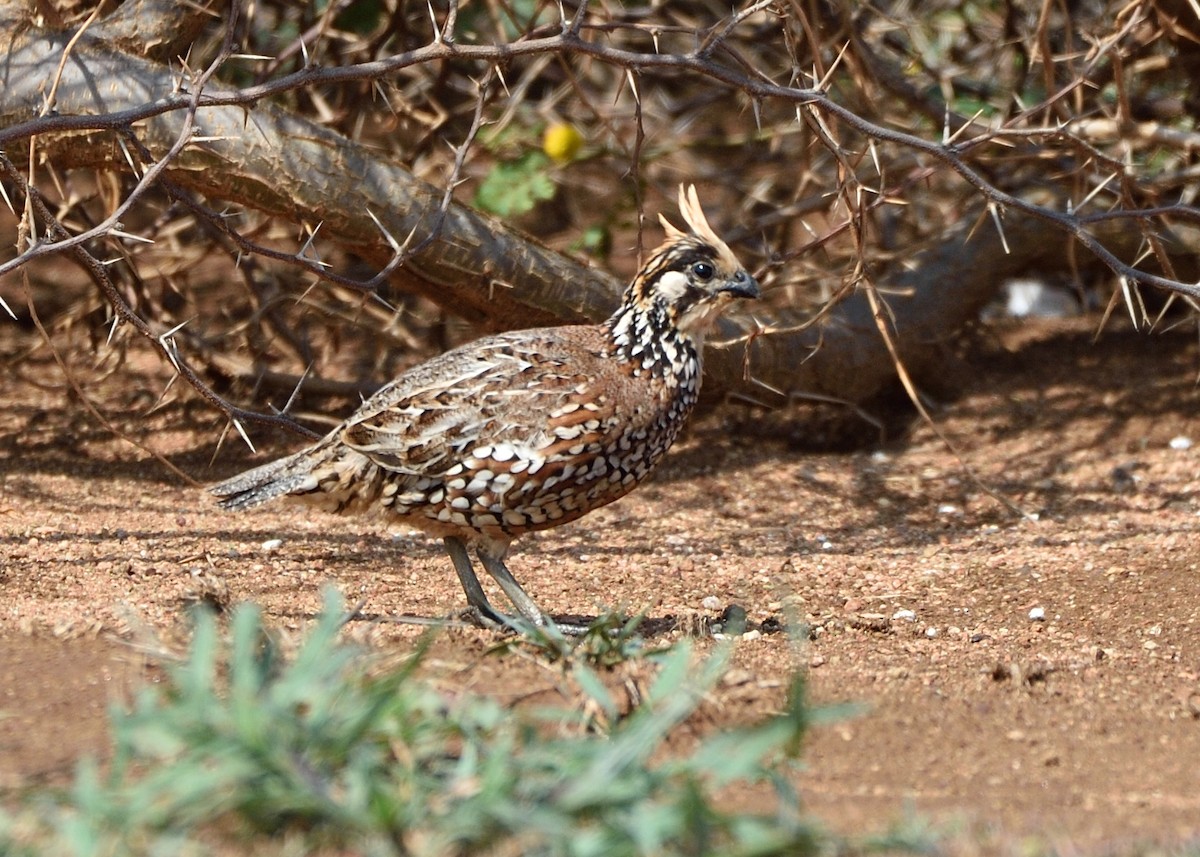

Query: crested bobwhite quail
left=211, top=185, right=759, bottom=630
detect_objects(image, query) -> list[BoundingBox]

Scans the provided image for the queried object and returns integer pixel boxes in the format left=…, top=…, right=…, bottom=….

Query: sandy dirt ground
left=3, top=316, right=1200, bottom=851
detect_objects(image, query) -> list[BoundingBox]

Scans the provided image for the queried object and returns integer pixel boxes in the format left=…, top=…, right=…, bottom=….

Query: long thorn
left=988, top=202, right=1010, bottom=254
left=232, top=418, right=257, bottom=453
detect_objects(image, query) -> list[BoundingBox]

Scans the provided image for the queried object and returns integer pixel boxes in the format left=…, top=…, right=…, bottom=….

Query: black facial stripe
left=637, top=245, right=720, bottom=297
left=665, top=245, right=719, bottom=273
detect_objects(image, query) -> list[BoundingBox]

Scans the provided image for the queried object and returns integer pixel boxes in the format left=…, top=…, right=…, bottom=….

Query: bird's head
left=621, top=185, right=759, bottom=339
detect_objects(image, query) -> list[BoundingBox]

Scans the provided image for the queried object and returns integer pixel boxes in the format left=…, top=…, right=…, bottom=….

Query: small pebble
left=261, top=538, right=283, bottom=551
left=1185, top=692, right=1200, bottom=719
left=760, top=617, right=785, bottom=634
left=892, top=609, right=916, bottom=621
left=937, top=504, right=959, bottom=515
left=701, top=595, right=722, bottom=611
left=924, top=626, right=939, bottom=639
left=1028, top=606, right=1046, bottom=621
left=1169, top=436, right=1192, bottom=450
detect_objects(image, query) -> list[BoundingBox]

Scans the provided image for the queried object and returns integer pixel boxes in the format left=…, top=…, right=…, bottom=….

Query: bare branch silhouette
left=2, top=0, right=1198, bottom=452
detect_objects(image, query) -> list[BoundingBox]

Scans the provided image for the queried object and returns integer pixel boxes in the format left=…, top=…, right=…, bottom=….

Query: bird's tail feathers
left=210, top=447, right=328, bottom=511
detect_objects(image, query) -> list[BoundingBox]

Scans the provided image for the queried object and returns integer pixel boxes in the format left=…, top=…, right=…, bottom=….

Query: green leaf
left=475, top=152, right=556, bottom=217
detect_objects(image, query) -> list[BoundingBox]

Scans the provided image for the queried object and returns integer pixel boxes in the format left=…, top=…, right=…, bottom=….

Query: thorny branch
left=2, top=0, right=1199, bottom=459
left=0, top=151, right=321, bottom=441
left=2, top=6, right=1196, bottom=293
left=5, top=3, right=329, bottom=440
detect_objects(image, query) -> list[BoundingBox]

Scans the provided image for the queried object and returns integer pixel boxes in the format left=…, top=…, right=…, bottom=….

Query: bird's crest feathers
left=656, top=184, right=739, bottom=271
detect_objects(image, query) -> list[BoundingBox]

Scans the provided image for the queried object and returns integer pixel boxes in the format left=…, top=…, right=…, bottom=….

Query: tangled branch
left=1, top=0, right=1198, bottom=456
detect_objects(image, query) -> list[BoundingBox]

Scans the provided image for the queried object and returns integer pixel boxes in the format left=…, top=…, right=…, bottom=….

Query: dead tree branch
left=2, top=0, right=1198, bottom=423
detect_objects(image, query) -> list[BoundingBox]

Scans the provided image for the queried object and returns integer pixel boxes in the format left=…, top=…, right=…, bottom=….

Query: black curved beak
left=722, top=269, right=760, bottom=299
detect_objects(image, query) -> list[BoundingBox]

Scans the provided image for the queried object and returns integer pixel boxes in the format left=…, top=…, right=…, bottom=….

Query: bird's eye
left=691, top=261, right=714, bottom=280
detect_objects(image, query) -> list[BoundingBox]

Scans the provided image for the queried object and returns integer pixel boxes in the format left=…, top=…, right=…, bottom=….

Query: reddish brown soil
left=3, top=317, right=1200, bottom=850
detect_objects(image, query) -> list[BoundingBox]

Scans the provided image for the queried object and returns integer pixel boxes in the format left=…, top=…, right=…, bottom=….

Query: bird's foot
left=458, top=605, right=521, bottom=632
left=458, top=606, right=593, bottom=640
left=543, top=617, right=594, bottom=637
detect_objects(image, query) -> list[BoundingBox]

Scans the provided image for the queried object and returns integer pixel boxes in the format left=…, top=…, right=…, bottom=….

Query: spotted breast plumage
left=211, top=185, right=759, bottom=630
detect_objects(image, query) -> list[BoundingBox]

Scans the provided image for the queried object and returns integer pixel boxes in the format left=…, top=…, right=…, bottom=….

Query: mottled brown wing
left=337, top=328, right=621, bottom=483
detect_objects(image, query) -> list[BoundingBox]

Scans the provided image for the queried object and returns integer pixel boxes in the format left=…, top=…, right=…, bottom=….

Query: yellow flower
left=542, top=123, right=585, bottom=164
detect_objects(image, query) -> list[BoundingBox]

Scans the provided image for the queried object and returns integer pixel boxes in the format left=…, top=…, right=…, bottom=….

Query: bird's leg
left=474, top=550, right=550, bottom=629
left=452, top=541, right=592, bottom=636
left=442, top=537, right=512, bottom=629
